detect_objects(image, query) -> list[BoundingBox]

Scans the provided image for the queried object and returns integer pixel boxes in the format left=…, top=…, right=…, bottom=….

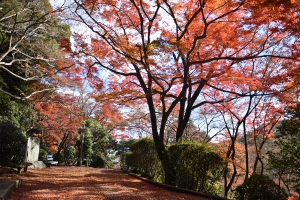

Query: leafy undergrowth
left=0, top=166, right=210, bottom=200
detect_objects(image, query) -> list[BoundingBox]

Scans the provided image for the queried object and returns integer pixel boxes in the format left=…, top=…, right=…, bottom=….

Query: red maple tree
left=56, top=0, right=300, bottom=195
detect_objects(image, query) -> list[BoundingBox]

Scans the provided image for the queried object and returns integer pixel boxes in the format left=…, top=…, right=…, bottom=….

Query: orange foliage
left=288, top=192, right=300, bottom=200
left=34, top=94, right=83, bottom=152
left=70, top=0, right=300, bottom=192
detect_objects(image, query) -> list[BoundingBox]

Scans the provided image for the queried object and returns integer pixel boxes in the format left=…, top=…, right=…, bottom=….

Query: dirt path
left=0, top=166, right=213, bottom=200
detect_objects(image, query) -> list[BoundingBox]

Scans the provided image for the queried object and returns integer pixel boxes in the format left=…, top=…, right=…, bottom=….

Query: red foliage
left=34, top=94, right=82, bottom=152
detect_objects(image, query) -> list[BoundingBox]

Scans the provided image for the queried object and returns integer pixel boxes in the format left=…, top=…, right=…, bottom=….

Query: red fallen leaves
left=1, top=166, right=211, bottom=200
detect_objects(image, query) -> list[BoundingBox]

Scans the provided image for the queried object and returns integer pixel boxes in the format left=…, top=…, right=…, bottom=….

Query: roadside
left=0, top=166, right=212, bottom=200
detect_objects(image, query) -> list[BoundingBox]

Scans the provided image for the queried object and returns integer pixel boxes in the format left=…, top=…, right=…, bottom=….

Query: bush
left=168, top=142, right=224, bottom=195
left=90, top=154, right=105, bottom=168
left=120, top=151, right=133, bottom=170
left=235, top=173, right=288, bottom=200
left=125, top=138, right=164, bottom=182
left=0, top=120, right=27, bottom=165
left=38, top=148, right=48, bottom=163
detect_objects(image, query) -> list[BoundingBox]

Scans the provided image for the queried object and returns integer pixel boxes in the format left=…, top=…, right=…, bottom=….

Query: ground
left=0, top=166, right=213, bottom=200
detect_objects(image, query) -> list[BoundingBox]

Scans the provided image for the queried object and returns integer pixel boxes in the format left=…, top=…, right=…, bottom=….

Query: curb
left=0, top=180, right=22, bottom=200
left=123, top=170, right=228, bottom=200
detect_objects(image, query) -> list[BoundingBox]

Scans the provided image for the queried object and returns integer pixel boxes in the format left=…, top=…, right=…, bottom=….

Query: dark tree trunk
left=243, top=121, right=249, bottom=182
left=223, top=136, right=238, bottom=198
left=55, top=131, right=70, bottom=159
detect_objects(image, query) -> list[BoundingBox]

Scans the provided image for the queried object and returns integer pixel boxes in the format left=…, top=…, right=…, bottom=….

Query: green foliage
left=83, top=135, right=94, bottom=159
left=115, top=139, right=135, bottom=156
left=78, top=119, right=116, bottom=168
left=0, top=121, right=27, bottom=165
left=90, top=154, right=105, bottom=168
left=0, top=0, right=72, bottom=103
left=0, top=93, right=37, bottom=132
left=267, top=104, right=300, bottom=193
left=0, top=0, right=70, bottom=58
left=123, top=139, right=224, bottom=192
left=0, top=0, right=23, bottom=13
left=125, top=138, right=164, bottom=181
left=120, top=151, right=133, bottom=170
left=38, top=148, right=48, bottom=163
left=168, top=142, right=224, bottom=195
left=63, top=145, right=77, bottom=166
left=235, top=174, right=288, bottom=200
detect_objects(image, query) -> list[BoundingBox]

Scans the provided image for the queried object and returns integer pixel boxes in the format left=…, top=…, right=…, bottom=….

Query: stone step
left=0, top=180, right=22, bottom=200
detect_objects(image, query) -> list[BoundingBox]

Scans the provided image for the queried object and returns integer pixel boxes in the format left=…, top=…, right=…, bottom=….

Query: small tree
left=0, top=121, right=27, bottom=165
left=78, top=119, right=116, bottom=167
left=64, top=145, right=77, bottom=166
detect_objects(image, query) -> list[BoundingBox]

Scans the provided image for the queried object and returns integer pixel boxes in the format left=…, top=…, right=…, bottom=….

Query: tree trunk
left=243, top=121, right=249, bottom=182
left=224, top=136, right=238, bottom=197
left=79, top=134, right=84, bottom=166
left=55, top=131, right=70, bottom=159
left=253, top=139, right=266, bottom=174
left=153, top=129, right=177, bottom=186
left=163, top=159, right=177, bottom=186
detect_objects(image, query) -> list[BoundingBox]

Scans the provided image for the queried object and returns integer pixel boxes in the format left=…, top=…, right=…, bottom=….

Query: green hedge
left=122, top=138, right=164, bottom=182
left=168, top=142, right=223, bottom=194
left=122, top=138, right=223, bottom=195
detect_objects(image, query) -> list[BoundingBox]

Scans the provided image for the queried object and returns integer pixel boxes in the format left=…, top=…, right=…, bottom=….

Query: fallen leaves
left=1, top=166, right=211, bottom=200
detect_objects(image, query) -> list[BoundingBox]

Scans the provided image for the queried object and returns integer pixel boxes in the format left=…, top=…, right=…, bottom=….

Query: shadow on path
left=1, top=167, right=212, bottom=200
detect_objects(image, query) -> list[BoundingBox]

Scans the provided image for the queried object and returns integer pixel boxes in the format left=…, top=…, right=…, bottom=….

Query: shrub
left=0, top=120, right=27, bottom=165
left=38, top=148, right=48, bottom=163
left=120, top=151, right=134, bottom=170
left=90, top=154, right=105, bottom=168
left=235, top=173, right=288, bottom=200
left=168, top=142, right=224, bottom=195
left=126, top=138, right=164, bottom=182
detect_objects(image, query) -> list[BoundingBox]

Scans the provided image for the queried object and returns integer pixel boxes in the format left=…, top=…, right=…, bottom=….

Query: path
left=0, top=166, right=218, bottom=200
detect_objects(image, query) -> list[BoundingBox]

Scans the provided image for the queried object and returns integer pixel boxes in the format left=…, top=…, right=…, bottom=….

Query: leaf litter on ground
left=0, top=166, right=212, bottom=200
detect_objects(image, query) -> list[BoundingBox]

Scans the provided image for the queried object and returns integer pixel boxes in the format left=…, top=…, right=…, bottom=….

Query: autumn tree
left=210, top=91, right=286, bottom=197
left=34, top=93, right=82, bottom=156
left=66, top=0, right=300, bottom=192
left=249, top=98, right=283, bottom=175
left=59, top=82, right=126, bottom=165
left=214, top=96, right=258, bottom=196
